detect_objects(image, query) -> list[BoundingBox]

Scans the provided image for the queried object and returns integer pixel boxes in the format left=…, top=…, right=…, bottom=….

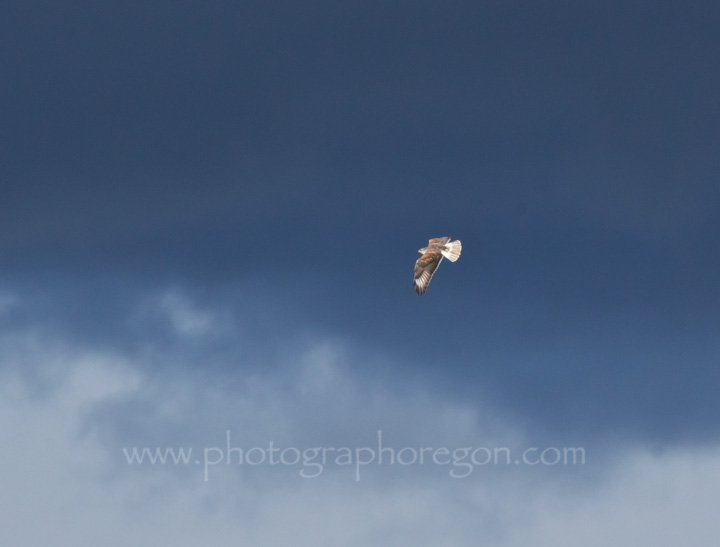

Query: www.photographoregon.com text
left=123, top=430, right=586, bottom=482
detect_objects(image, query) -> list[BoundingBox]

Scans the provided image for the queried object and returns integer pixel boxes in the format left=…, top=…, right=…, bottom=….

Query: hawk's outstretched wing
left=427, top=237, right=451, bottom=246
left=414, top=251, right=443, bottom=296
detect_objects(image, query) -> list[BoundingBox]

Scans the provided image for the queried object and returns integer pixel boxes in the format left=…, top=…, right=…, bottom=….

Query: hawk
left=414, top=237, right=462, bottom=295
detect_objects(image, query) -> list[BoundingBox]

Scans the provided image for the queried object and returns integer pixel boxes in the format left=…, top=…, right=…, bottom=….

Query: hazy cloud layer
left=2, top=292, right=719, bottom=545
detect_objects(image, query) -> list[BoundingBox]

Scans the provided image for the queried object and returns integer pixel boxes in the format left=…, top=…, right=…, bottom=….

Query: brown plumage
left=413, top=237, right=462, bottom=295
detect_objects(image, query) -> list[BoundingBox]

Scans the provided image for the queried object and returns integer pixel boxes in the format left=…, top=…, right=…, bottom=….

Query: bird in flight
left=414, top=237, right=462, bottom=295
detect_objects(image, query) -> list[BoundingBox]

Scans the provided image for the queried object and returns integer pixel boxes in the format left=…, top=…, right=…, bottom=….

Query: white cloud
left=159, top=291, right=216, bottom=336
left=1, top=298, right=719, bottom=546
left=511, top=447, right=720, bottom=546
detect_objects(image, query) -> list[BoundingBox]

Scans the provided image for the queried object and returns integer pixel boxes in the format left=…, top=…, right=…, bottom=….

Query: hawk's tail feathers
left=441, top=240, right=462, bottom=262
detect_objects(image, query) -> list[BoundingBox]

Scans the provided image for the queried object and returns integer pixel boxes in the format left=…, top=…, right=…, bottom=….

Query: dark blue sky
left=2, top=3, right=720, bottom=542
left=3, top=1, right=720, bottom=441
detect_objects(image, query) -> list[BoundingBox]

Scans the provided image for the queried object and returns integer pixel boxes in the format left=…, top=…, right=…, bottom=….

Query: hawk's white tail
left=441, top=240, right=462, bottom=262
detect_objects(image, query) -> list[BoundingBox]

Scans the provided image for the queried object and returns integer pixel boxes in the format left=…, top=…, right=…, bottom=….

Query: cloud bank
left=1, top=289, right=718, bottom=546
